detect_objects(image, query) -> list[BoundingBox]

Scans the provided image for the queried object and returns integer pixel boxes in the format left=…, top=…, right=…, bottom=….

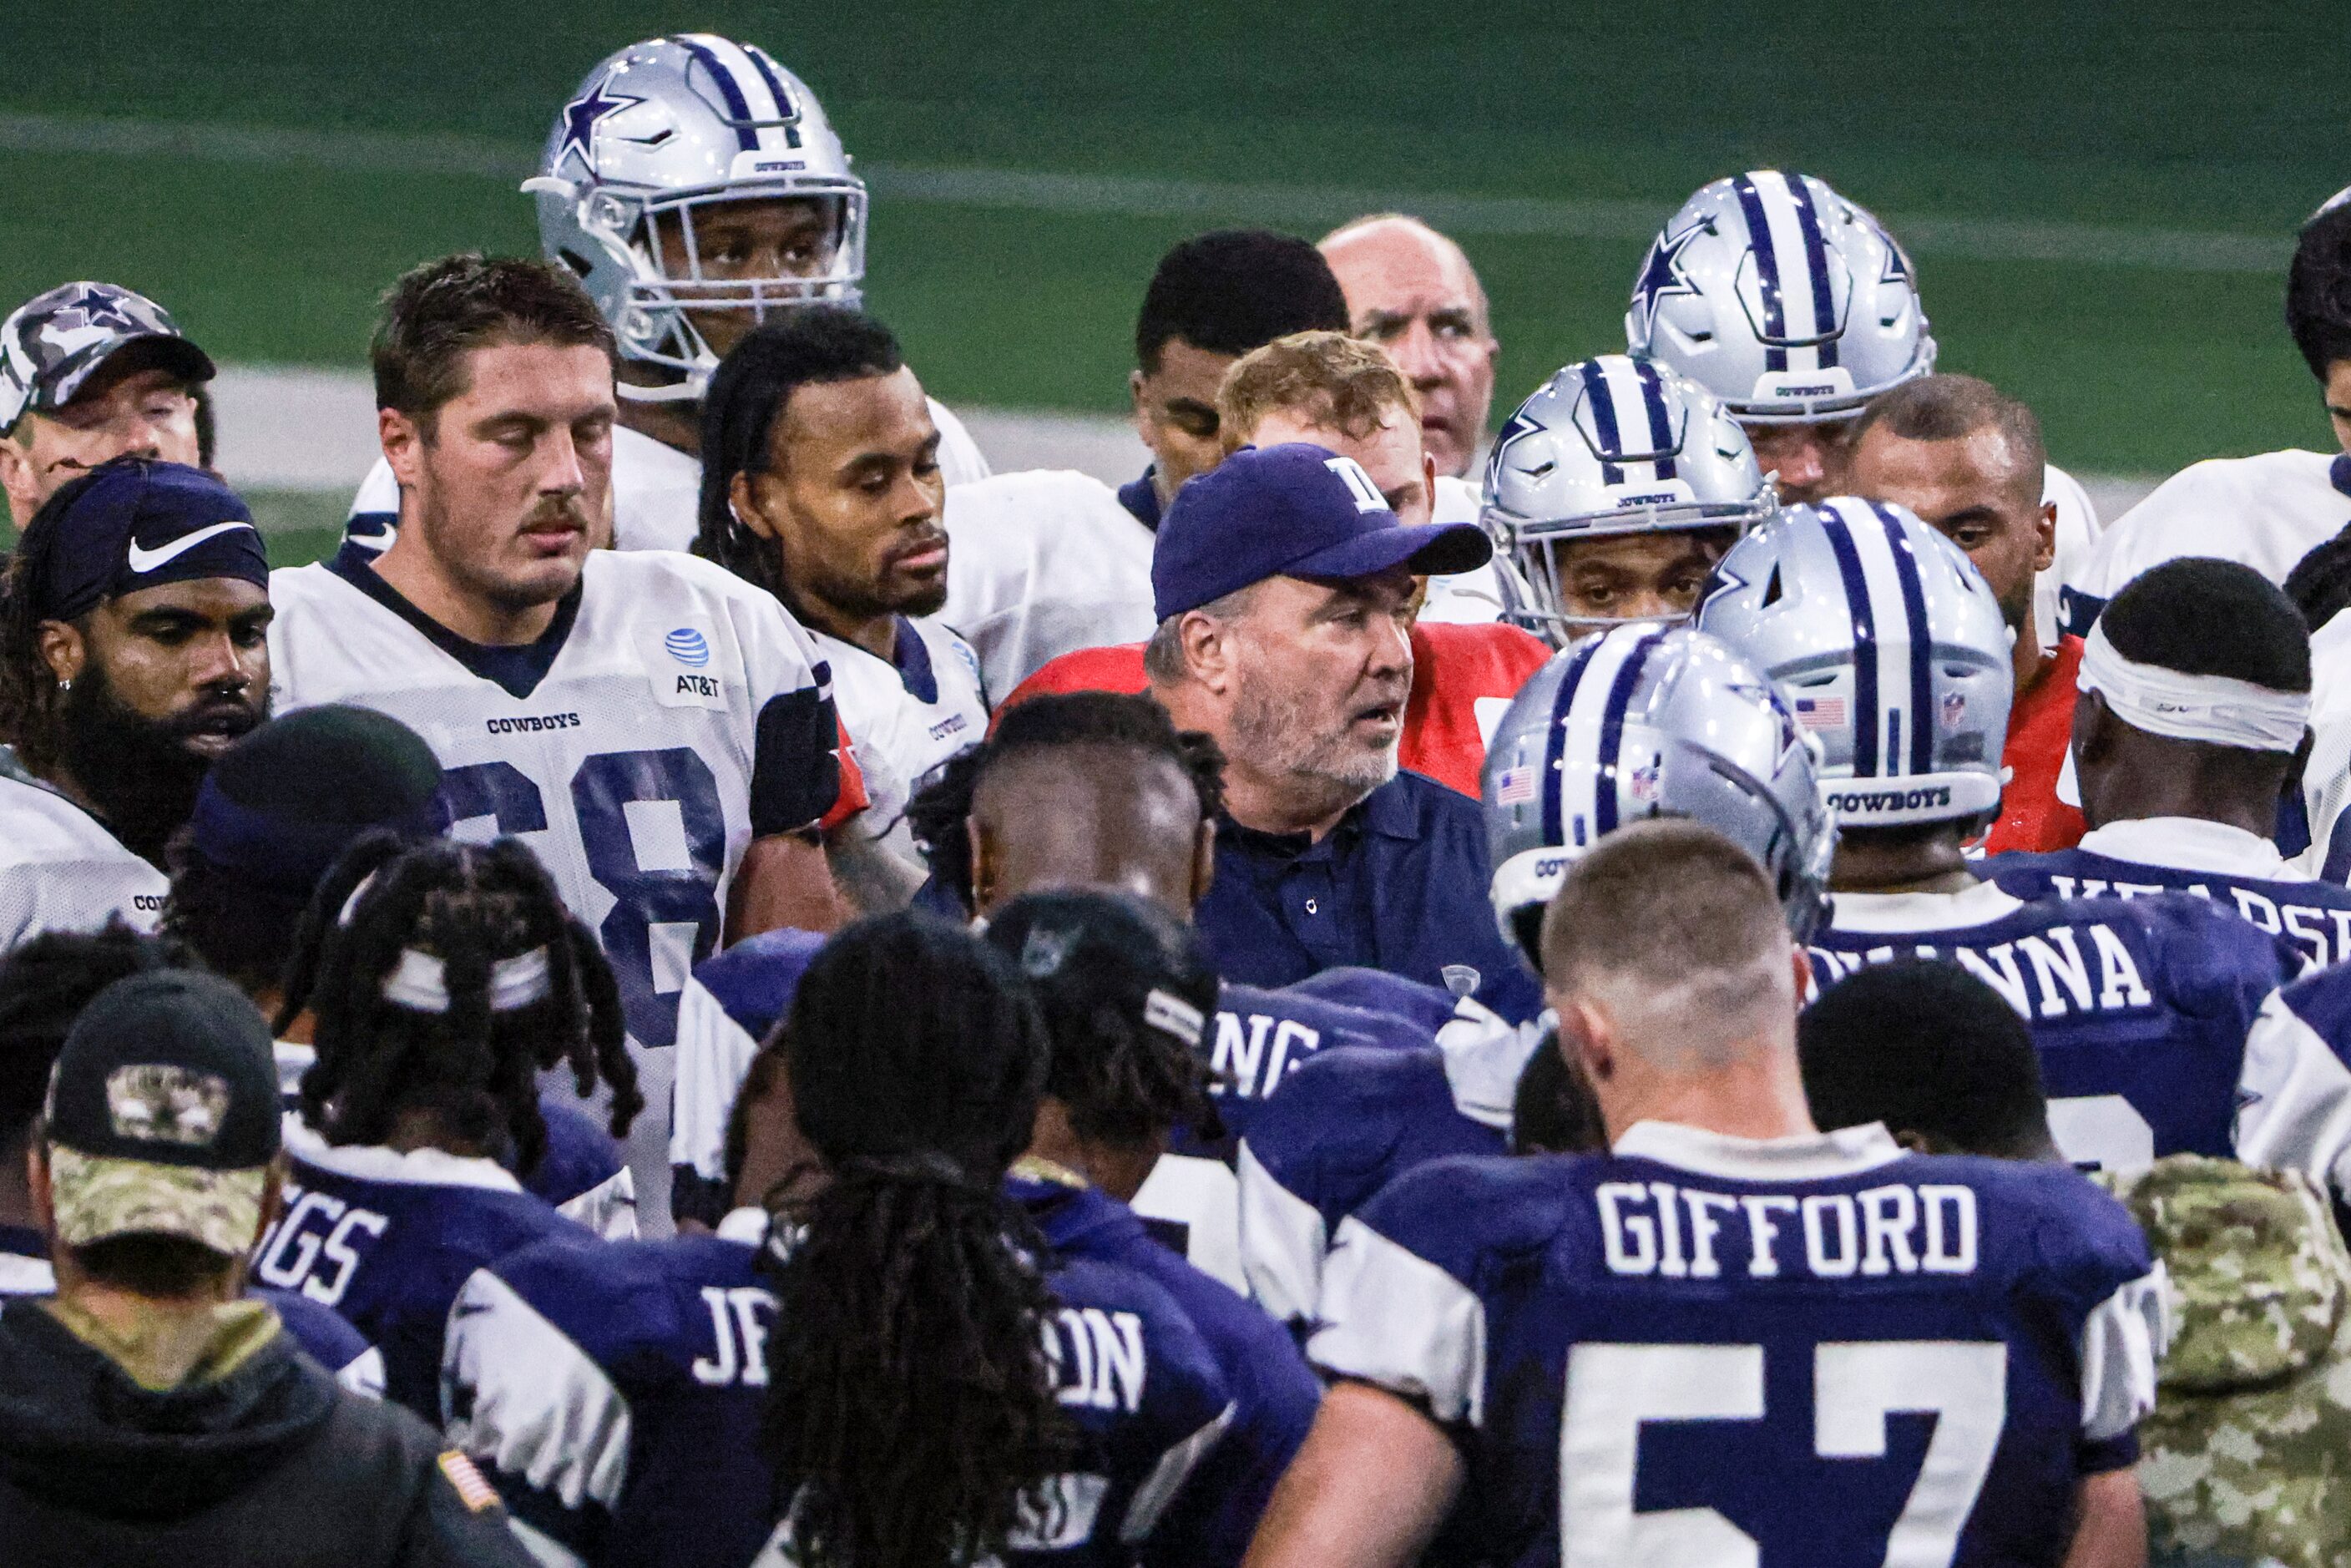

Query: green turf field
left=5, top=2, right=2343, bottom=478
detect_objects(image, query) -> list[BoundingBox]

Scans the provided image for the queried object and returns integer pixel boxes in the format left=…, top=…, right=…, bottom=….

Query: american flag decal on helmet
left=1494, top=765, right=1539, bottom=806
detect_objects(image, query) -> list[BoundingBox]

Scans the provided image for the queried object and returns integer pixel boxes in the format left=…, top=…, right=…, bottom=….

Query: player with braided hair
left=443, top=911, right=1236, bottom=1568
left=255, top=833, right=639, bottom=1419
left=988, top=890, right=1319, bottom=1568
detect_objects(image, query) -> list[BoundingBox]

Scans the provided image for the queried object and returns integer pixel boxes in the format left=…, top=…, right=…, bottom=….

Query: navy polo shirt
left=1118, top=468, right=1165, bottom=531
left=1193, top=768, right=1543, bottom=1023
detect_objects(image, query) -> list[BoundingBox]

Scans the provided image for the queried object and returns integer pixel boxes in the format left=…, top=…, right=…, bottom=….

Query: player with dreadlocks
left=987, top=889, right=1319, bottom=1568
left=442, top=910, right=1236, bottom=1568
left=252, top=833, right=640, bottom=1419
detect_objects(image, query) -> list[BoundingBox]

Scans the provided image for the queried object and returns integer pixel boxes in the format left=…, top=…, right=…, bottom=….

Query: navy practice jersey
left=448, top=1207, right=1238, bottom=1568
left=255, top=1115, right=593, bottom=1419
left=1814, top=881, right=2296, bottom=1172
left=1990, top=817, right=2351, bottom=970
left=1236, top=1011, right=1543, bottom=1329
left=666, top=928, right=831, bottom=1228
left=1314, top=1122, right=2163, bottom=1568
left=1015, top=1167, right=1320, bottom=1568
left=276, top=1040, right=635, bottom=1239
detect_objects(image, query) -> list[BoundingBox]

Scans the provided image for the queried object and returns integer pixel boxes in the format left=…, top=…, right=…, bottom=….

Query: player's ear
left=1190, top=817, right=1217, bottom=907
left=379, top=406, right=426, bottom=490
left=1561, top=996, right=1619, bottom=1087
left=1787, top=944, right=1813, bottom=1017
left=966, top=812, right=996, bottom=918
left=2033, top=502, right=2057, bottom=573
left=1129, top=368, right=1150, bottom=432
left=1180, top=609, right=1236, bottom=695
left=729, top=469, right=781, bottom=543
left=35, top=619, right=84, bottom=690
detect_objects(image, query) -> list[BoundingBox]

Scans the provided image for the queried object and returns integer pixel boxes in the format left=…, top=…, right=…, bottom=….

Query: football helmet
left=1625, top=170, right=1933, bottom=424
left=525, top=35, right=867, bottom=402
left=1481, top=354, right=1772, bottom=645
left=1694, top=498, right=2010, bottom=829
left=1482, top=623, right=1834, bottom=953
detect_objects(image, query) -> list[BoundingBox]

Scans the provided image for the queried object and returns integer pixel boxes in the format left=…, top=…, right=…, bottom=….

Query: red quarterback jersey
left=1981, top=635, right=2086, bottom=855
left=998, top=621, right=1550, bottom=799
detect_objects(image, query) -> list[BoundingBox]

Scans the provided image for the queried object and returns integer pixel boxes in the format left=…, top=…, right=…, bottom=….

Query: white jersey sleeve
left=1415, top=475, right=1510, bottom=625
left=816, top=618, right=988, bottom=852
left=2235, top=983, right=2351, bottom=1195
left=2060, top=450, right=2351, bottom=635
left=2036, top=462, right=2099, bottom=653
left=0, top=775, right=169, bottom=953
left=928, top=397, right=991, bottom=487
left=668, top=970, right=759, bottom=1190
left=2298, top=610, right=2351, bottom=882
left=941, top=469, right=1156, bottom=696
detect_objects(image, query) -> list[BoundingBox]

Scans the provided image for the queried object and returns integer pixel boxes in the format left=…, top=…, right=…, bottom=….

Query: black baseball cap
left=190, top=706, right=444, bottom=897
left=43, top=970, right=281, bottom=1256
left=983, top=889, right=1221, bottom=1064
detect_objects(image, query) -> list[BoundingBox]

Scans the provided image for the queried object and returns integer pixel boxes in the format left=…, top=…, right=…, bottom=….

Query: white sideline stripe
left=0, top=111, right=2286, bottom=275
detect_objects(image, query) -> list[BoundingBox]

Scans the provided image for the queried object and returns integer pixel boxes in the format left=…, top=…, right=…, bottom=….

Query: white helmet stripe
left=675, top=33, right=786, bottom=152
left=1546, top=627, right=1659, bottom=849
left=1820, top=497, right=1929, bottom=777
left=1599, top=361, right=1663, bottom=480
left=1749, top=172, right=1827, bottom=358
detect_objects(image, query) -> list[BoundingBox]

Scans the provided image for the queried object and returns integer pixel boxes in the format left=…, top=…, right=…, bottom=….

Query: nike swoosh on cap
left=125, top=519, right=258, bottom=574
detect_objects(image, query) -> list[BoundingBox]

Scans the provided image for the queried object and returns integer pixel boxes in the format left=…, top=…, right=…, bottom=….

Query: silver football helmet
left=1482, top=624, right=1834, bottom=951
left=525, top=34, right=867, bottom=402
left=1694, top=498, right=2010, bottom=830
left=1481, top=354, right=1773, bottom=645
left=1625, top=170, right=1934, bottom=424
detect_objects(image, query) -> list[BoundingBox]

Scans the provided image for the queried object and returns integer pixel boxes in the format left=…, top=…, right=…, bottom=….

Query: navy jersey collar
left=889, top=616, right=938, bottom=704
left=1118, top=468, right=1164, bottom=532
left=0, top=1223, right=43, bottom=1261
left=326, top=539, right=583, bottom=701
left=2333, top=453, right=2351, bottom=502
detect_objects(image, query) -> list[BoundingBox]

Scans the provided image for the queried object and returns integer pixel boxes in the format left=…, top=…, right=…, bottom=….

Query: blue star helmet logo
left=1629, top=221, right=1706, bottom=341
left=556, top=69, right=646, bottom=176
left=1874, top=221, right=1915, bottom=290
left=1696, top=559, right=1748, bottom=623
left=55, top=286, right=142, bottom=335
left=1490, top=407, right=1548, bottom=473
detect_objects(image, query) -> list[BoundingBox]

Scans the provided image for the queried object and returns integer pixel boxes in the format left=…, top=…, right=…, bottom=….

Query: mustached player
left=1696, top=499, right=2336, bottom=1184
left=1236, top=623, right=1834, bottom=1328
left=268, top=255, right=857, bottom=1225
left=1246, top=820, right=2162, bottom=1568
left=345, top=33, right=986, bottom=554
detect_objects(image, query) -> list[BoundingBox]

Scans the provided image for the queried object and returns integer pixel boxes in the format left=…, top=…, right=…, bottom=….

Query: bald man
left=1320, top=215, right=1499, bottom=481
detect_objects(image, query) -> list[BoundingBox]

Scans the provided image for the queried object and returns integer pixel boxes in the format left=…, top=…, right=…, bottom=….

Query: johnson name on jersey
left=1312, top=1122, right=2164, bottom=1568
left=267, top=543, right=845, bottom=1056
left=0, top=764, right=167, bottom=953
left=1813, top=881, right=2297, bottom=1172
left=452, top=1204, right=1237, bottom=1568
left=255, top=1115, right=591, bottom=1419
left=1990, top=817, right=2351, bottom=969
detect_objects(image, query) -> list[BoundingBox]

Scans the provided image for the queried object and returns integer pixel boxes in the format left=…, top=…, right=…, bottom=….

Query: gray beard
left=1228, top=666, right=1400, bottom=821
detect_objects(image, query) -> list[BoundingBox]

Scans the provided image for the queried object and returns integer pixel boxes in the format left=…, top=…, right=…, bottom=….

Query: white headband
left=1144, top=989, right=1206, bottom=1050
left=381, top=947, right=554, bottom=1015
left=2077, top=623, right=2310, bottom=754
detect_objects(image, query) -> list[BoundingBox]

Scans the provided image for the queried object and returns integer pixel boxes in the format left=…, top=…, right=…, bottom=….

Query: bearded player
left=270, top=254, right=857, bottom=1227
left=345, top=33, right=988, bottom=554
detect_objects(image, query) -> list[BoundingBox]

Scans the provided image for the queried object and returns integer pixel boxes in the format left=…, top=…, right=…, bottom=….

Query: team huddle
left=1, top=26, right=2350, bottom=1568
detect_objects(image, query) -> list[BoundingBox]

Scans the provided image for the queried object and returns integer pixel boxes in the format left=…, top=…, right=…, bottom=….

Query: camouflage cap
left=0, top=281, right=215, bottom=437
left=43, top=970, right=280, bottom=1256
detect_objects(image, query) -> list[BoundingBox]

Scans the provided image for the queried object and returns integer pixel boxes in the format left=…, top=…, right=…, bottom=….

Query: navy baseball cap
left=21, top=457, right=268, bottom=622
left=1150, top=443, right=1492, bottom=620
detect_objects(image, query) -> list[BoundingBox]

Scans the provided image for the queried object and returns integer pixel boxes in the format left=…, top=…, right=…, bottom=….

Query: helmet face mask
left=1483, top=356, right=1773, bottom=647
left=1481, top=625, right=1837, bottom=953
left=1626, top=170, right=1935, bottom=426
left=532, top=34, right=868, bottom=402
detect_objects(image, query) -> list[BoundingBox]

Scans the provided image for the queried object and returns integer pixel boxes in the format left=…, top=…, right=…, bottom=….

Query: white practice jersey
left=266, top=546, right=847, bottom=1056
left=2060, top=449, right=2351, bottom=636
left=2299, top=609, right=2351, bottom=883
left=941, top=468, right=1157, bottom=697
left=344, top=397, right=991, bottom=555
left=2038, top=461, right=2101, bottom=653
left=813, top=615, right=988, bottom=852
left=1415, top=475, right=1511, bottom=625
left=0, top=768, right=167, bottom=953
